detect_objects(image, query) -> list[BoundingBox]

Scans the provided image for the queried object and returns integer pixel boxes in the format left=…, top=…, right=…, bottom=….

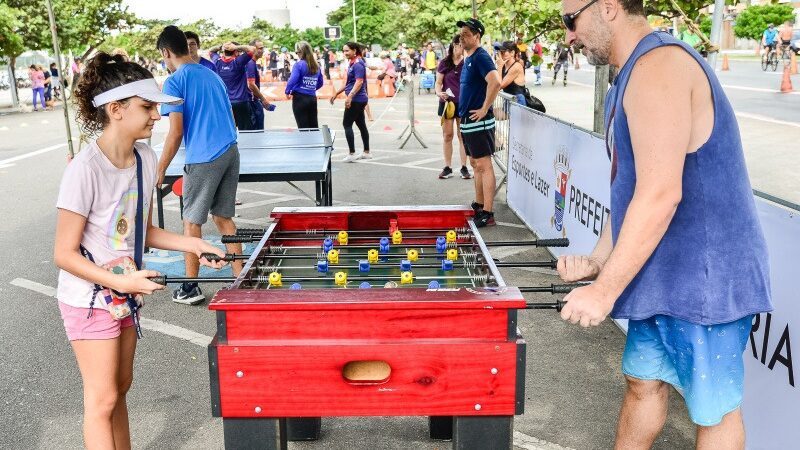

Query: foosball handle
left=536, top=238, right=570, bottom=247
left=221, top=235, right=254, bottom=243
left=236, top=228, right=264, bottom=236
left=149, top=275, right=167, bottom=286
left=551, top=283, right=585, bottom=294
left=200, top=252, right=234, bottom=262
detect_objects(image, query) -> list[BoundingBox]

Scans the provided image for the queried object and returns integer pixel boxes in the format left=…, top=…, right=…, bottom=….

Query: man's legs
left=212, top=215, right=242, bottom=275
left=474, top=156, right=495, bottom=213
left=183, top=221, right=202, bottom=278
left=614, top=376, right=669, bottom=450
left=697, top=409, right=744, bottom=450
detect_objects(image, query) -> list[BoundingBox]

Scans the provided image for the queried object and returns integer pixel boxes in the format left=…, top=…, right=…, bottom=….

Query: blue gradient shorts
left=622, top=314, right=754, bottom=426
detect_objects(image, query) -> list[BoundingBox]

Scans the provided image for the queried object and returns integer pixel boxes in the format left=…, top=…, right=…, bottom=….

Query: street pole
left=593, top=65, right=609, bottom=133
left=472, top=0, right=477, bottom=19
left=46, top=0, right=75, bottom=158
left=707, top=0, right=725, bottom=70
left=6, top=65, right=18, bottom=108
left=352, top=0, right=357, bottom=42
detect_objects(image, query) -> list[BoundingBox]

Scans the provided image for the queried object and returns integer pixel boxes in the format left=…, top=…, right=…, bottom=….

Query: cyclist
left=762, top=23, right=778, bottom=56
left=778, top=20, right=794, bottom=56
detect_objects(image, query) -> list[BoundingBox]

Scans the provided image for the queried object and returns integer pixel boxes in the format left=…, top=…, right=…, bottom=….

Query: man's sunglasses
left=562, top=0, right=600, bottom=32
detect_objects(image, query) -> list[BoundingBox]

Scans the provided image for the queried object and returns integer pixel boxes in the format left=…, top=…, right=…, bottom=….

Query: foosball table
left=152, top=206, right=578, bottom=449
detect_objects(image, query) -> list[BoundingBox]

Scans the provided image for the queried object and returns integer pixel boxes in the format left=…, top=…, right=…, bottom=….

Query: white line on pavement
left=0, top=164, right=14, bottom=170
left=0, top=143, right=67, bottom=166
left=10, top=278, right=213, bottom=347
left=735, top=111, right=800, bottom=128
left=354, top=159, right=441, bottom=172
left=722, top=83, right=800, bottom=95
left=514, top=431, right=574, bottom=450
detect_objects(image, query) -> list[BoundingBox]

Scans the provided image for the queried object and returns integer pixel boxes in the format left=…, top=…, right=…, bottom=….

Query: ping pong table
left=153, top=126, right=334, bottom=229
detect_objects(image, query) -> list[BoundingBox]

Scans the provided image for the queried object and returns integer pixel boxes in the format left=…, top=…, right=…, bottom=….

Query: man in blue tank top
left=556, top=1, right=772, bottom=448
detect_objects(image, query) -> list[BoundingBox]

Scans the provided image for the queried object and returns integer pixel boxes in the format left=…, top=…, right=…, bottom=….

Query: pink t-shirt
left=383, top=58, right=396, bottom=77
left=56, top=140, right=157, bottom=309
left=30, top=70, right=45, bottom=89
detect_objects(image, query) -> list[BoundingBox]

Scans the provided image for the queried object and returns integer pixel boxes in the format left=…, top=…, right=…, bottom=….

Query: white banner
left=505, top=104, right=799, bottom=448
left=506, top=102, right=610, bottom=257
left=741, top=199, right=799, bottom=449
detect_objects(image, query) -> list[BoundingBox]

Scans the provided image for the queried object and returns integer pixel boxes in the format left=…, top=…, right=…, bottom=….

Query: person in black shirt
left=552, top=43, right=573, bottom=86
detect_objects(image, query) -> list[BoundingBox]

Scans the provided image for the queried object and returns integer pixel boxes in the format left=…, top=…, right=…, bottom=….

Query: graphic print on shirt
left=106, top=185, right=149, bottom=250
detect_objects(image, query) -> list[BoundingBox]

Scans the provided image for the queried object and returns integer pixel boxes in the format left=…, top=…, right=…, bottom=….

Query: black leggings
left=292, top=93, right=319, bottom=129
left=343, top=101, right=369, bottom=153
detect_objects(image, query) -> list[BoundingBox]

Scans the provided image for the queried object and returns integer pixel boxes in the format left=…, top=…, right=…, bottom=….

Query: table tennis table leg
left=326, top=160, right=333, bottom=206
left=315, top=180, right=323, bottom=207
left=222, top=418, right=287, bottom=450
left=157, top=187, right=166, bottom=229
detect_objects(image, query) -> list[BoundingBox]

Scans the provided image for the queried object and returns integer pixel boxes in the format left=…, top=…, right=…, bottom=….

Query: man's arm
left=157, top=112, right=184, bottom=186
left=481, top=69, right=501, bottom=112
left=557, top=217, right=613, bottom=282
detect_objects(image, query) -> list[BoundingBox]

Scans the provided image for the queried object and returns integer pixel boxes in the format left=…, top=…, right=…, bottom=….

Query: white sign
left=506, top=102, right=610, bottom=257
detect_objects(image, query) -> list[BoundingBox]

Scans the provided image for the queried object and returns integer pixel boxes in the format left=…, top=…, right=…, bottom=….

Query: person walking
left=29, top=65, right=46, bottom=111
left=456, top=18, right=501, bottom=227
left=286, top=41, right=324, bottom=128
left=435, top=34, right=470, bottom=180
left=552, top=43, right=573, bottom=86
left=246, top=39, right=272, bottom=131
left=559, top=1, right=772, bottom=448
left=269, top=45, right=279, bottom=81
left=532, top=38, right=543, bottom=85
left=377, top=51, right=397, bottom=96
left=498, top=41, right=527, bottom=105
left=330, top=42, right=371, bottom=162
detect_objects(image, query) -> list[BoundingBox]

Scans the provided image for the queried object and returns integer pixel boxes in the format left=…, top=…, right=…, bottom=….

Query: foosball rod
left=221, top=235, right=570, bottom=248
left=520, top=283, right=588, bottom=310
left=200, top=252, right=557, bottom=268
left=236, top=227, right=473, bottom=236
left=149, top=274, right=491, bottom=285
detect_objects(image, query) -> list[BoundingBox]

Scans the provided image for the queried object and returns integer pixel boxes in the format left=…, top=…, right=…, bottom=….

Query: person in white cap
left=54, top=51, right=227, bottom=449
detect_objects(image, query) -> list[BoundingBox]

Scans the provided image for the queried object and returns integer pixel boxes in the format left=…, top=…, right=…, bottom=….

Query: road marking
left=354, top=159, right=441, bottom=172
left=0, top=164, right=14, bottom=170
left=735, top=111, right=800, bottom=128
left=0, top=143, right=66, bottom=166
left=10, top=278, right=214, bottom=347
left=514, top=431, right=574, bottom=450
left=10, top=278, right=57, bottom=297
left=722, top=83, right=800, bottom=95
left=0, top=126, right=9, bottom=131
left=19, top=122, right=28, bottom=127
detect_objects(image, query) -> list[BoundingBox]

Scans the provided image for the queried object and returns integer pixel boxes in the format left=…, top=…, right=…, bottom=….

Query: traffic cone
left=791, top=52, right=798, bottom=75
left=721, top=54, right=730, bottom=71
left=780, top=64, right=793, bottom=93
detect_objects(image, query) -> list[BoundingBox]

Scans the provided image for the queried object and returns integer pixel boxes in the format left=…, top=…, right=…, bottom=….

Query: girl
left=330, top=42, right=371, bottom=162
left=498, top=41, right=527, bottom=106
left=434, top=34, right=470, bottom=180
left=54, top=52, right=226, bottom=449
left=29, top=64, right=46, bottom=111
left=285, top=41, right=324, bottom=129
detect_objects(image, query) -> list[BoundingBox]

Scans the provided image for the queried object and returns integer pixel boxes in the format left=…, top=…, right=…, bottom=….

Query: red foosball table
left=204, top=206, right=572, bottom=449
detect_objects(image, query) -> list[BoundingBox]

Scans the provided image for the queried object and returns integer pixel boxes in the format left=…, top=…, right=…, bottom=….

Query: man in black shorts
left=456, top=18, right=502, bottom=227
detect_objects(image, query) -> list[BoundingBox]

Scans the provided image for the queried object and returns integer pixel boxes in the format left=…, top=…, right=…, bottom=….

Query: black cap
left=456, top=18, right=485, bottom=37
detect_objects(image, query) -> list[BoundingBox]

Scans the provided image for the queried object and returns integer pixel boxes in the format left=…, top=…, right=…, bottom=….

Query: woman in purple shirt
left=330, top=42, right=370, bottom=162
left=285, top=41, right=324, bottom=128
left=435, top=35, right=470, bottom=180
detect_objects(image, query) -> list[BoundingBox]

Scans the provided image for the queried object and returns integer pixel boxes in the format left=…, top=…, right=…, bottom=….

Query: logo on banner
left=550, top=146, right=571, bottom=238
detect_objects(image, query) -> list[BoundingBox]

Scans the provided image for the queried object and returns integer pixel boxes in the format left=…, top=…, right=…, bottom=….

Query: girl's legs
left=71, top=325, right=137, bottom=450
left=442, top=117, right=454, bottom=168
left=352, top=102, right=370, bottom=154
left=342, top=105, right=358, bottom=155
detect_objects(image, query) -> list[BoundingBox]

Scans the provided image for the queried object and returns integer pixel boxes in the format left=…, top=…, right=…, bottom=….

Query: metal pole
left=472, top=0, right=477, bottom=19
left=593, top=65, right=609, bottom=133
left=6, top=65, right=18, bottom=108
left=352, top=0, right=357, bottom=42
left=46, top=0, right=75, bottom=158
left=707, top=0, right=725, bottom=70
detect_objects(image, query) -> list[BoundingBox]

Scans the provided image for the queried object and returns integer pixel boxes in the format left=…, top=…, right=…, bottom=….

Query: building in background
left=255, top=0, right=291, bottom=29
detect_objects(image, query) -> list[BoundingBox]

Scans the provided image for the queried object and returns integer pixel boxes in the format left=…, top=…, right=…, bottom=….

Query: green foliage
left=327, top=0, right=400, bottom=47
left=0, top=4, right=25, bottom=60
left=99, top=19, right=175, bottom=60
left=733, top=4, right=795, bottom=41
left=699, top=14, right=711, bottom=37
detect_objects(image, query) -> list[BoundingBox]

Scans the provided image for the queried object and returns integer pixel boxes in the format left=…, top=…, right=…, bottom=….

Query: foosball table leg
left=222, top=418, right=287, bottom=450
left=286, top=417, right=321, bottom=441
left=428, top=416, right=453, bottom=440
left=452, top=416, right=513, bottom=450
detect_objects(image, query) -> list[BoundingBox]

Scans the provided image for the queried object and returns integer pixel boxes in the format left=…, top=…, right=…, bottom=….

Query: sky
left=124, top=0, right=343, bottom=31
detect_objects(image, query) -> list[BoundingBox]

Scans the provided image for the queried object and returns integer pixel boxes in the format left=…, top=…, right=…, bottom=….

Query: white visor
left=91, top=79, right=183, bottom=108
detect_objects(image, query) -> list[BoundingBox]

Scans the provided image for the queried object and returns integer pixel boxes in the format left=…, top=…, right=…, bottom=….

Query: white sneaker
left=342, top=153, right=357, bottom=162
left=356, top=152, right=373, bottom=160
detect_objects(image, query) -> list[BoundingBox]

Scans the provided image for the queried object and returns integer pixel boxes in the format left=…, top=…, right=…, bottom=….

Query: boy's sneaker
left=470, top=201, right=484, bottom=213
left=474, top=210, right=496, bottom=228
left=356, top=152, right=373, bottom=160
left=460, top=166, right=472, bottom=179
left=172, top=283, right=205, bottom=305
left=439, top=166, right=453, bottom=179
left=342, top=153, right=357, bottom=162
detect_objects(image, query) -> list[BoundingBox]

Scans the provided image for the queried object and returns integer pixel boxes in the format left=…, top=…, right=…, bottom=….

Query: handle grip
left=551, top=283, right=586, bottom=294
left=536, top=238, right=570, bottom=247
left=149, top=276, right=167, bottom=286
left=221, top=235, right=253, bottom=243
left=200, top=252, right=233, bottom=262
left=236, top=228, right=264, bottom=236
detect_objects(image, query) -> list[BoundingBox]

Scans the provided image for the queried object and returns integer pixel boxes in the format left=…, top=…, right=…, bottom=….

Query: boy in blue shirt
left=456, top=18, right=501, bottom=227
left=156, top=25, right=243, bottom=305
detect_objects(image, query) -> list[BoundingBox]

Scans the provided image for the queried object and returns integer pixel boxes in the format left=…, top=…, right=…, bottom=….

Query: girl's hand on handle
left=120, top=270, right=165, bottom=295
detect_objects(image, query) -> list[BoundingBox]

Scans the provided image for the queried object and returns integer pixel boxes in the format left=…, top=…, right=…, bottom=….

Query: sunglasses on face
left=562, top=0, right=600, bottom=32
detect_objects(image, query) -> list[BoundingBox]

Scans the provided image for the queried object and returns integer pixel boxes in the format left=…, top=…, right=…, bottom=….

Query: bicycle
left=761, top=47, right=779, bottom=72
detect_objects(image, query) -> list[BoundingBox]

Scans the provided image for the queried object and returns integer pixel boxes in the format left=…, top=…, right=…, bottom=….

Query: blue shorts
left=622, top=314, right=754, bottom=426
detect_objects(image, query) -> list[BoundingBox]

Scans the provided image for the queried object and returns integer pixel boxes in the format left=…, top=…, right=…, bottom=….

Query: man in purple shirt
left=246, top=39, right=272, bottom=130
left=209, top=42, right=255, bottom=130
left=185, top=31, right=216, bottom=73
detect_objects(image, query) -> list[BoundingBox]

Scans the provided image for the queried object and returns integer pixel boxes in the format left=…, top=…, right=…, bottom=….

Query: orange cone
left=780, top=64, right=793, bottom=93
left=791, top=52, right=798, bottom=75
left=721, top=54, right=729, bottom=71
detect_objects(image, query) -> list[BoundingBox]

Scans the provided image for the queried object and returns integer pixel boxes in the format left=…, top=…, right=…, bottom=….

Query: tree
left=98, top=19, right=176, bottom=61
left=0, top=4, right=24, bottom=61
left=733, top=4, right=795, bottom=41
left=327, top=0, right=400, bottom=47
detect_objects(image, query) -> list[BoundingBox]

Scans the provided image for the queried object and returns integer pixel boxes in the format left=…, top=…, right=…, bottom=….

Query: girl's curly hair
left=72, top=52, right=154, bottom=135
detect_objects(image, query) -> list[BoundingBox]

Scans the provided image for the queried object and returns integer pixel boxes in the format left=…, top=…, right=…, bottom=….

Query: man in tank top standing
left=556, top=1, right=772, bottom=449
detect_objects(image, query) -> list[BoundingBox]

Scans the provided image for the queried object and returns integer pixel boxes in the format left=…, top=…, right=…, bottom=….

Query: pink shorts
left=58, top=302, right=135, bottom=341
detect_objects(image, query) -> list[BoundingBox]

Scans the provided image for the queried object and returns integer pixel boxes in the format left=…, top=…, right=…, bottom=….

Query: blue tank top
left=604, top=32, right=772, bottom=325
